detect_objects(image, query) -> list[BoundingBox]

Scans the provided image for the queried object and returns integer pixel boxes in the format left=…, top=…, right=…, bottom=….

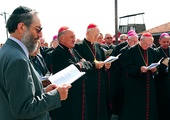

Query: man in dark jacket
left=50, top=26, right=92, bottom=120
left=75, top=23, right=111, bottom=120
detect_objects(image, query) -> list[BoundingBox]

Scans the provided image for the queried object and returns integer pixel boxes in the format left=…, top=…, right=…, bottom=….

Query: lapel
left=83, top=39, right=96, bottom=62
left=58, top=44, right=76, bottom=62
left=6, top=38, right=27, bottom=57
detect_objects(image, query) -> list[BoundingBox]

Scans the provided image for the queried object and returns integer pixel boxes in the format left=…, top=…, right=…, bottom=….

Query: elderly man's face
left=88, top=28, right=100, bottom=43
left=128, top=36, right=138, bottom=47
left=105, top=34, right=113, bottom=45
left=140, top=37, right=153, bottom=50
left=21, top=14, right=42, bottom=53
left=159, top=37, right=170, bottom=49
left=60, top=30, right=76, bottom=49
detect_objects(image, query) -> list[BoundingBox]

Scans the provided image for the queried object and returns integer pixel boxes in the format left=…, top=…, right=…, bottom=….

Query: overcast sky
left=0, top=0, right=169, bottom=44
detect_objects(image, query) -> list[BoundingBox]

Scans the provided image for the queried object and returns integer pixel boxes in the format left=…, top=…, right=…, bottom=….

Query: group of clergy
left=31, top=23, right=170, bottom=120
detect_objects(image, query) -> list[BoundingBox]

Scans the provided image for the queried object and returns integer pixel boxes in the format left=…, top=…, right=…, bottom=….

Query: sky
left=0, top=0, right=170, bottom=44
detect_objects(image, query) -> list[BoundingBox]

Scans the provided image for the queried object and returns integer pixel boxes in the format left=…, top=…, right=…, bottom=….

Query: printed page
left=104, top=53, right=121, bottom=63
left=48, top=64, right=85, bottom=86
left=146, top=57, right=163, bottom=69
left=146, top=63, right=160, bottom=69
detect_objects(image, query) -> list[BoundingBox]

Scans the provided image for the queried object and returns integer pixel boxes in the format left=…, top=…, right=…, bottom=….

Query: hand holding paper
left=56, top=84, right=72, bottom=100
left=104, top=62, right=111, bottom=69
left=95, top=61, right=105, bottom=69
left=146, top=57, right=163, bottom=69
left=104, top=53, right=121, bottom=63
left=48, top=64, right=85, bottom=86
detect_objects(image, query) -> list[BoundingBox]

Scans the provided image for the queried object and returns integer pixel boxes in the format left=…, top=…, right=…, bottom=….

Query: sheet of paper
left=104, top=53, right=121, bottom=63
left=146, top=57, right=163, bottom=69
left=162, top=57, right=169, bottom=66
left=146, top=63, right=160, bottom=69
left=48, top=64, right=85, bottom=86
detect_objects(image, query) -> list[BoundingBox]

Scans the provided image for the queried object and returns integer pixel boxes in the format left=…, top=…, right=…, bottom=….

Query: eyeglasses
left=35, top=27, right=43, bottom=33
left=106, top=37, right=112, bottom=39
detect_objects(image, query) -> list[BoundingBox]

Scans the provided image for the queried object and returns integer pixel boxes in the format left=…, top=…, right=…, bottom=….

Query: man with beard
left=0, top=6, right=71, bottom=120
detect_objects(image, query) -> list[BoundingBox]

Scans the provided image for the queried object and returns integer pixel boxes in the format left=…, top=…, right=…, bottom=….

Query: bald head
left=58, top=29, right=76, bottom=49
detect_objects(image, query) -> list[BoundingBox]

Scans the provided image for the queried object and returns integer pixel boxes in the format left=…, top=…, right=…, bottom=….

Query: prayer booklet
left=146, top=57, right=163, bottom=69
left=162, top=57, right=169, bottom=66
left=48, top=64, right=85, bottom=86
left=104, top=53, right=121, bottom=63
left=101, top=47, right=113, bottom=57
left=146, top=63, right=160, bottom=69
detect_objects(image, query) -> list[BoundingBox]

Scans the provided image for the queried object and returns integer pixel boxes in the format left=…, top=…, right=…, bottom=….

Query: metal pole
left=0, top=12, right=9, bottom=39
left=4, top=12, right=8, bottom=38
left=115, top=0, right=118, bottom=45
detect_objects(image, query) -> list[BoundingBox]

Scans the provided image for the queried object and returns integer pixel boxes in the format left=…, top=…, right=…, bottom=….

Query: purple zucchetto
left=159, top=33, right=170, bottom=39
left=127, top=30, right=137, bottom=37
left=53, top=35, right=58, bottom=41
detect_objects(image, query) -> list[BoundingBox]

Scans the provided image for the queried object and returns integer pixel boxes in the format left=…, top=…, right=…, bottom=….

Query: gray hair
left=6, top=10, right=38, bottom=33
left=120, top=34, right=127, bottom=40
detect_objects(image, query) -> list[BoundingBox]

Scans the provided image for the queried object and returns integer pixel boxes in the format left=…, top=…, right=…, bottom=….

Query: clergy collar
left=161, top=47, right=169, bottom=50
left=58, top=43, right=69, bottom=51
left=84, top=38, right=93, bottom=45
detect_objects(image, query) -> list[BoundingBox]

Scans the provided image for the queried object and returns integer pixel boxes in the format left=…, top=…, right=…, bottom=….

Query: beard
left=21, top=31, right=39, bottom=53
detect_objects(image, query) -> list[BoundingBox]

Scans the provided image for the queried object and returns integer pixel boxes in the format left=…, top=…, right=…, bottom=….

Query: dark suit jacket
left=30, top=54, right=49, bottom=77
left=114, top=41, right=128, bottom=56
left=50, top=43, right=89, bottom=120
left=0, top=39, right=61, bottom=120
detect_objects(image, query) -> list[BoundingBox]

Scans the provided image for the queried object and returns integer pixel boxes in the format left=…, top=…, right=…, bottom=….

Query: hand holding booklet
left=146, top=63, right=160, bottom=69
left=48, top=64, right=85, bottom=86
left=146, top=58, right=163, bottom=69
left=104, top=53, right=121, bottom=63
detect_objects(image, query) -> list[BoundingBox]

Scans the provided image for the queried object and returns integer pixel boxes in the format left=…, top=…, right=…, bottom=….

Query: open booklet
left=146, top=57, right=163, bottom=69
left=104, top=53, right=121, bottom=63
left=48, top=64, right=85, bottom=86
left=101, top=47, right=113, bottom=57
left=162, top=57, right=170, bottom=66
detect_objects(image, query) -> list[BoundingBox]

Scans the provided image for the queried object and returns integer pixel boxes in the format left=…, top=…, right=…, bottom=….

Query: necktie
left=91, top=43, right=95, bottom=55
left=30, top=56, right=44, bottom=76
left=68, top=49, right=74, bottom=57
